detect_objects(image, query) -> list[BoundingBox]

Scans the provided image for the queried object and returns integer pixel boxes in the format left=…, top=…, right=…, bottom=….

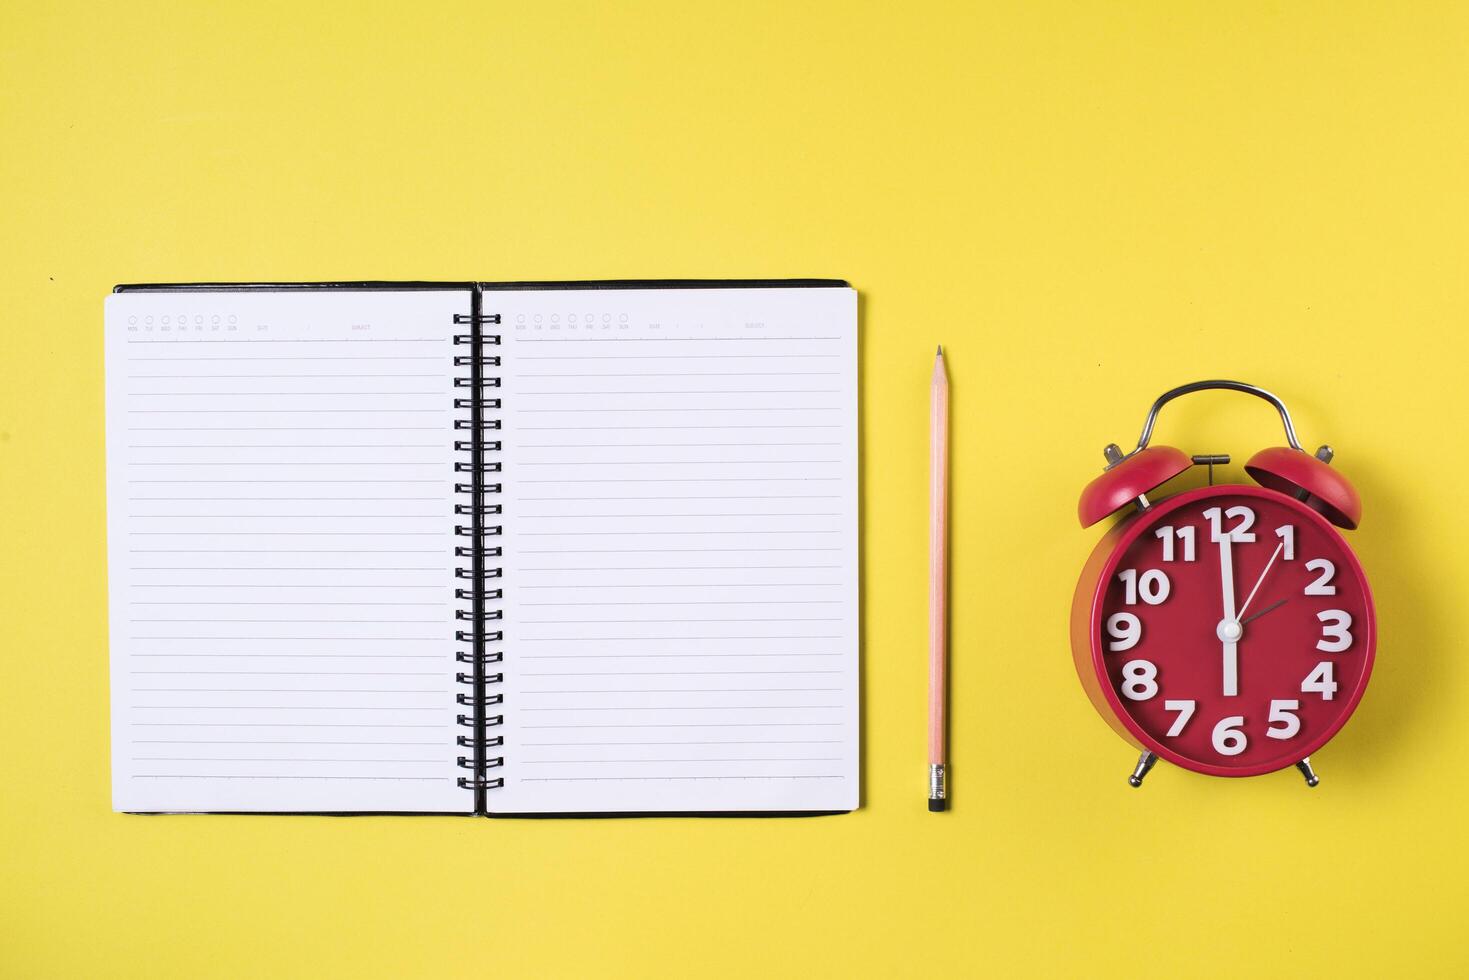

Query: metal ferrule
left=929, top=763, right=947, bottom=800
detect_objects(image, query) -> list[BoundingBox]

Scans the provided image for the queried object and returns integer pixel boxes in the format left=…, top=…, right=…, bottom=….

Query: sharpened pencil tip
left=936, top=344, right=943, bottom=356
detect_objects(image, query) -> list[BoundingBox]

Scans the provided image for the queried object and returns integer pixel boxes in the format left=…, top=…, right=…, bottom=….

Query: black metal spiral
left=452, top=299, right=505, bottom=807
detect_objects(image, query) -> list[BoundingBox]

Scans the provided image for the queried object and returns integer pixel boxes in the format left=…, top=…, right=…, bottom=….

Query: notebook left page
left=105, top=288, right=475, bottom=813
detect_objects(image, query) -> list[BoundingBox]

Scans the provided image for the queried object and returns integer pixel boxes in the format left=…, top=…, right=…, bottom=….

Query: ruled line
left=522, top=758, right=840, bottom=764
left=522, top=669, right=842, bottom=675
left=521, top=635, right=841, bottom=641
left=519, top=775, right=841, bottom=782
left=133, top=740, right=445, bottom=746
left=517, top=355, right=840, bottom=360
left=517, top=565, right=841, bottom=571
left=517, top=443, right=841, bottom=449
left=518, top=388, right=840, bottom=393
left=522, top=688, right=839, bottom=694
left=517, top=495, right=840, bottom=501
left=519, top=723, right=841, bottom=729
left=128, top=392, right=444, bottom=398
left=519, top=655, right=844, bottom=662
left=519, top=618, right=841, bottom=625
left=133, top=723, right=449, bottom=728
left=130, top=670, right=440, bottom=675
left=516, top=425, right=841, bottom=430
left=518, top=530, right=840, bottom=536
left=130, top=374, right=446, bottom=379
left=515, top=478, right=841, bottom=484
left=513, top=407, right=840, bottom=414
left=131, top=775, right=449, bottom=781
left=519, top=706, right=839, bottom=712
left=518, top=582, right=840, bottom=588
left=131, top=705, right=443, bottom=711
left=130, top=655, right=440, bottom=664
left=134, top=757, right=443, bottom=763
left=517, top=373, right=840, bottom=378
left=512, top=335, right=839, bottom=342
left=130, top=584, right=445, bottom=589
left=517, top=548, right=841, bottom=554
left=519, top=601, right=840, bottom=607
left=523, top=740, right=840, bottom=747
left=133, top=689, right=444, bottom=694
left=127, top=338, right=444, bottom=344
left=131, top=355, right=444, bottom=361
left=517, top=460, right=841, bottom=466
left=517, top=514, right=839, bottom=520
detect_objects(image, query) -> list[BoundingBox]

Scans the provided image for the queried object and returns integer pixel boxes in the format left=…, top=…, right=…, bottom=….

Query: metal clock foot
left=1295, top=758, right=1320, bottom=787
left=1128, top=751, right=1158, bottom=788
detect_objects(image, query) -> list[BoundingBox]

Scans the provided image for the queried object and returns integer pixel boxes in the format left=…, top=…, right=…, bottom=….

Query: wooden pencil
left=929, top=345, right=949, bottom=812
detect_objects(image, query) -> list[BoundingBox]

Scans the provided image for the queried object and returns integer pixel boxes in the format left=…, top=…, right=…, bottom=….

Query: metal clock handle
left=1131, top=380, right=1304, bottom=455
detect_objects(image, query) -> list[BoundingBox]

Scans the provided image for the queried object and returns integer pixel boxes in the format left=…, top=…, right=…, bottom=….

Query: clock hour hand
left=1240, top=598, right=1287, bottom=627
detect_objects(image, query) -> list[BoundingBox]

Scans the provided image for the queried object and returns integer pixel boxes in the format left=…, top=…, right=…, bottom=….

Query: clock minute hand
left=1217, top=532, right=1240, bottom=697
left=1238, top=541, right=1285, bottom=622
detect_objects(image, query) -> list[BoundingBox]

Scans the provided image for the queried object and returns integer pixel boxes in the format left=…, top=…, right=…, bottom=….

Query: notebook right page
left=491, top=286, right=858, bottom=813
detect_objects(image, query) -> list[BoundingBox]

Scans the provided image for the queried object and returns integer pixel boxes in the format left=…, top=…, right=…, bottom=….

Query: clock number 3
left=1317, top=609, right=1353, bottom=652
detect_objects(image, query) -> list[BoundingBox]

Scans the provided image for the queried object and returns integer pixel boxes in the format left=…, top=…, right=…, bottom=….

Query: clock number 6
left=1212, top=716, right=1248, bottom=756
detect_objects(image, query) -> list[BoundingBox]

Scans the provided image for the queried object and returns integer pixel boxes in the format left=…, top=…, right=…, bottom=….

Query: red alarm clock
left=1071, top=381, right=1375, bottom=787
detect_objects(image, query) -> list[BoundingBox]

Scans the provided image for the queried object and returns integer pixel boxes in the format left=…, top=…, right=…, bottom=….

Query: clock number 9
left=1106, top=612, right=1141, bottom=652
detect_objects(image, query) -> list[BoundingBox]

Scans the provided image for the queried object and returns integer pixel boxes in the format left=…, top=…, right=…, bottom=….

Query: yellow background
left=2, top=1, right=1465, bottom=976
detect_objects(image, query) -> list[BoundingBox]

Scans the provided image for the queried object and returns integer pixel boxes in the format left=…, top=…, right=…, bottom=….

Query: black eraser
left=928, top=798, right=947, bottom=812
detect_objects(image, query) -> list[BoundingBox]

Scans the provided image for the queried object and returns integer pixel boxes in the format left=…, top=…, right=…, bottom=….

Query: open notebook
left=105, top=281, right=859, bottom=815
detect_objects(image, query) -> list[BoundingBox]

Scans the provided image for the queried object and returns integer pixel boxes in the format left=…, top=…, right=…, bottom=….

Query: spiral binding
left=452, top=300, right=506, bottom=806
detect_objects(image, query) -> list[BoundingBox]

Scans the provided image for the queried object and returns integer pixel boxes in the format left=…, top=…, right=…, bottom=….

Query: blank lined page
left=491, top=286, right=859, bottom=813
left=105, top=289, right=473, bottom=813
